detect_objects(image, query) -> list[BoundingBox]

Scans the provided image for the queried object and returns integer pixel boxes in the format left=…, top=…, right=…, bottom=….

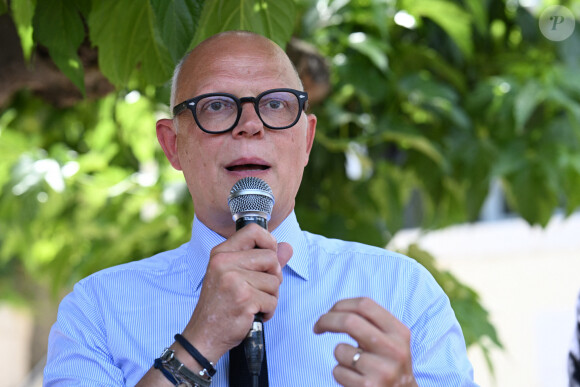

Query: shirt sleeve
left=405, top=263, right=477, bottom=387
left=44, top=279, right=126, bottom=386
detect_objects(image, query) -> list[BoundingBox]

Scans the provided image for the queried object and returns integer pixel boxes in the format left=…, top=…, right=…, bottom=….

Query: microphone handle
left=235, top=215, right=267, bottom=230
left=235, top=215, right=267, bottom=381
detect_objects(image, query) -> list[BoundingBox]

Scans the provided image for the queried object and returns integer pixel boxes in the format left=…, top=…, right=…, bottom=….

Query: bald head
left=170, top=31, right=302, bottom=111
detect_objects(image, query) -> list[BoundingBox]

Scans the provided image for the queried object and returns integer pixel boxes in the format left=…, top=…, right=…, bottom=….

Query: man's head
left=157, top=31, right=317, bottom=237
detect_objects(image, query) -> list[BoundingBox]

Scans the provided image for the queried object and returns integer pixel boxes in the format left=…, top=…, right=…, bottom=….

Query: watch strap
left=159, top=348, right=212, bottom=387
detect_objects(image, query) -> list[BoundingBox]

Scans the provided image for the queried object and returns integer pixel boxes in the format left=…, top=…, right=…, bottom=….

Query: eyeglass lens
left=195, top=90, right=300, bottom=132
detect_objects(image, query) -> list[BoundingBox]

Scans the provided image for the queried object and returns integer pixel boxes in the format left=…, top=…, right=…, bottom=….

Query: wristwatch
left=159, top=348, right=212, bottom=387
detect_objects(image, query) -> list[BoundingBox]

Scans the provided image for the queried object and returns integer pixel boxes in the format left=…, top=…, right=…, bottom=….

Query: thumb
left=277, top=242, right=293, bottom=268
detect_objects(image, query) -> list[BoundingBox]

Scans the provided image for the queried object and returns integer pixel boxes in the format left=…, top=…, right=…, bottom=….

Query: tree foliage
left=3, top=0, right=579, bottom=369
left=295, top=0, right=580, bottom=243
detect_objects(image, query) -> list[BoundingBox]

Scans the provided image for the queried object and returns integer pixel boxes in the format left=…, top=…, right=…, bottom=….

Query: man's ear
left=156, top=119, right=182, bottom=171
left=303, top=113, right=317, bottom=166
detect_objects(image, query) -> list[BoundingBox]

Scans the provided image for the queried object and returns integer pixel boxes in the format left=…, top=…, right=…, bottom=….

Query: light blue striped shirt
left=45, top=211, right=476, bottom=386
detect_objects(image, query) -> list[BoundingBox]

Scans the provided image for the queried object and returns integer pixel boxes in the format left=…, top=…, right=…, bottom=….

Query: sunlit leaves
left=562, top=154, right=580, bottom=215
left=401, top=0, right=473, bottom=57
left=464, top=0, right=487, bottom=35
left=302, top=0, right=580, bottom=241
left=192, top=0, right=296, bottom=48
left=10, top=0, right=36, bottom=60
left=0, top=92, right=191, bottom=292
left=514, top=81, right=545, bottom=134
left=33, top=0, right=87, bottom=94
left=74, top=0, right=294, bottom=88
left=502, top=157, right=559, bottom=227
left=347, top=32, right=389, bottom=74
left=368, top=161, right=415, bottom=234
left=89, top=0, right=174, bottom=87
left=150, top=0, right=204, bottom=62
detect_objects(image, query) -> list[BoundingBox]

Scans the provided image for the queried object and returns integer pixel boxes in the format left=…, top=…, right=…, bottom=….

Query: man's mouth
left=226, top=164, right=270, bottom=172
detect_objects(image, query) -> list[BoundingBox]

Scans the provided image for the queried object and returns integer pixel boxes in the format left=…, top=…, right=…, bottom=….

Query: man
left=44, top=31, right=476, bottom=386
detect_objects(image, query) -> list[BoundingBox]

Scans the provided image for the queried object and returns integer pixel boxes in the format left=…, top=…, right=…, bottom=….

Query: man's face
left=158, top=34, right=316, bottom=237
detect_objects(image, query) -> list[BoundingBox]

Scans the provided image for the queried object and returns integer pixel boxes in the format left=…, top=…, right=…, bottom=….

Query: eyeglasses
left=172, top=88, right=308, bottom=134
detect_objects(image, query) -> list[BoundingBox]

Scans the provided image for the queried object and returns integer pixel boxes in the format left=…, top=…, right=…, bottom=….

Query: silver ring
left=351, top=349, right=362, bottom=368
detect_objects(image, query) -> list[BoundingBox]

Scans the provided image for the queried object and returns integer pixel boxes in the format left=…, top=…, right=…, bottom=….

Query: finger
left=240, top=264, right=284, bottom=298
left=314, top=310, right=411, bottom=358
left=218, top=267, right=280, bottom=320
left=235, top=248, right=283, bottom=276
left=210, top=243, right=283, bottom=281
left=332, top=364, right=366, bottom=387
left=246, top=287, right=280, bottom=321
left=216, top=249, right=286, bottom=319
left=333, top=362, right=403, bottom=387
left=215, top=223, right=278, bottom=253
left=330, top=297, right=405, bottom=335
left=237, top=244, right=291, bottom=321
left=214, top=240, right=292, bottom=279
left=277, top=242, right=293, bottom=268
left=313, top=311, right=386, bottom=351
left=334, top=344, right=391, bottom=375
left=334, top=343, right=363, bottom=373
left=236, top=268, right=285, bottom=322
left=334, top=344, right=410, bottom=386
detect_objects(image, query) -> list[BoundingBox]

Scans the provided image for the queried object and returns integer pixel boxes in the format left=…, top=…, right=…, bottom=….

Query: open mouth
left=226, top=164, right=270, bottom=172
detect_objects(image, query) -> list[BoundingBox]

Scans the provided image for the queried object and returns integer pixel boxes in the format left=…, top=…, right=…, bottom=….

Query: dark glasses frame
left=172, top=88, right=309, bottom=134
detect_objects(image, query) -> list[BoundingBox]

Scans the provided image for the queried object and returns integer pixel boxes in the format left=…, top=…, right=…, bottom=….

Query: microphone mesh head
left=228, top=177, right=275, bottom=220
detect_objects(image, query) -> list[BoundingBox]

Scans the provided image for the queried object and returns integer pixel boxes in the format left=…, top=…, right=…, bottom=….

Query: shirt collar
left=271, top=211, right=309, bottom=282
left=185, top=211, right=309, bottom=291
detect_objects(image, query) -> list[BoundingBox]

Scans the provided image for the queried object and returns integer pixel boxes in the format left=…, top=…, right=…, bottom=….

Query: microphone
left=228, top=177, right=275, bottom=385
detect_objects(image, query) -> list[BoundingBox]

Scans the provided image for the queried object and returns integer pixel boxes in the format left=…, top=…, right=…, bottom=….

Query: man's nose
left=232, top=103, right=264, bottom=138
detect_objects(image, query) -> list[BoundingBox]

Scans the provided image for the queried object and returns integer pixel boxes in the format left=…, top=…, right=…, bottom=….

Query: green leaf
left=491, top=139, right=528, bottom=177
left=556, top=66, right=580, bottom=99
left=397, top=45, right=467, bottom=93
left=562, top=154, right=580, bottom=214
left=149, top=0, right=204, bottom=62
left=378, top=130, right=448, bottom=171
left=191, top=0, right=296, bottom=48
left=545, top=87, right=580, bottom=124
left=347, top=33, right=389, bottom=74
left=368, top=161, right=413, bottom=234
left=10, top=0, right=36, bottom=61
left=502, top=159, right=559, bottom=226
left=464, top=0, right=487, bottom=35
left=76, top=0, right=91, bottom=18
left=402, top=0, right=473, bottom=58
left=89, top=0, right=174, bottom=87
left=32, top=0, right=86, bottom=94
left=0, top=0, right=7, bottom=15
left=336, top=55, right=388, bottom=102
left=514, top=81, right=545, bottom=134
